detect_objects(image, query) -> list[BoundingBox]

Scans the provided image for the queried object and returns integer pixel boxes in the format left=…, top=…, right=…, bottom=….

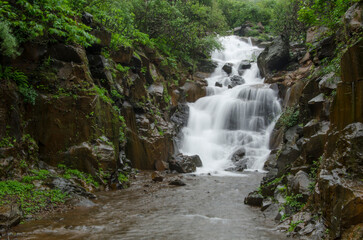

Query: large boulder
left=228, top=75, right=245, bottom=88
left=222, top=63, right=233, bottom=75
left=169, top=154, right=202, bottom=173
left=244, top=191, right=264, bottom=207
left=180, top=79, right=207, bottom=103
left=122, top=102, right=174, bottom=170
left=289, top=170, right=312, bottom=201
left=238, top=60, right=251, bottom=75
left=257, top=36, right=289, bottom=78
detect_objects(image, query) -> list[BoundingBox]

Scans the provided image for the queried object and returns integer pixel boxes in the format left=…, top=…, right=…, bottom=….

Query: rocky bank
left=244, top=3, right=363, bottom=240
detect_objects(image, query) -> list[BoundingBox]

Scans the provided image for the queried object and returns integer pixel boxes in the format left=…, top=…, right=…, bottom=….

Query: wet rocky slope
left=244, top=3, right=363, bottom=240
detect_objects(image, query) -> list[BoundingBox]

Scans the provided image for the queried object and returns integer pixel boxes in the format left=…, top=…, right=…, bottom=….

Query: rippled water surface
left=11, top=172, right=287, bottom=240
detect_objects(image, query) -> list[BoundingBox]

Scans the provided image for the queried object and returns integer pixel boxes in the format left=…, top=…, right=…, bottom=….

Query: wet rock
left=91, top=28, right=111, bottom=49
left=257, top=36, right=289, bottom=78
left=46, top=177, right=96, bottom=199
left=169, top=154, right=202, bottom=173
left=48, top=44, right=87, bottom=64
left=238, top=60, right=251, bottom=75
left=215, top=82, right=223, bottom=88
left=306, top=26, right=329, bottom=45
left=82, top=12, right=93, bottom=25
left=197, top=59, right=218, bottom=73
left=244, top=191, right=263, bottom=207
left=151, top=171, right=163, bottom=182
left=276, top=144, right=301, bottom=173
left=331, top=40, right=363, bottom=130
left=289, top=170, right=312, bottom=201
left=61, top=138, right=116, bottom=176
left=0, top=204, right=21, bottom=228
left=222, top=63, right=233, bottom=75
left=261, top=199, right=272, bottom=211
left=67, top=196, right=96, bottom=207
left=231, top=148, right=246, bottom=162
left=312, top=123, right=363, bottom=238
left=111, top=45, right=133, bottom=65
left=155, top=160, right=169, bottom=171
left=341, top=223, right=363, bottom=240
left=344, top=2, right=363, bottom=36
left=228, top=75, right=245, bottom=88
left=318, top=72, right=339, bottom=91
left=123, top=102, right=174, bottom=170
left=87, top=54, right=113, bottom=81
left=169, top=179, right=186, bottom=186
left=180, top=79, right=207, bottom=103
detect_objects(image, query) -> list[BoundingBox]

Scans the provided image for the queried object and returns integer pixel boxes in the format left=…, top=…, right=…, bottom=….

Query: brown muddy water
left=9, top=172, right=287, bottom=240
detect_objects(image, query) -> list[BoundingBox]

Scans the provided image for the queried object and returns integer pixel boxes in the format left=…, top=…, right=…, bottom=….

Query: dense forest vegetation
left=1, top=0, right=361, bottom=66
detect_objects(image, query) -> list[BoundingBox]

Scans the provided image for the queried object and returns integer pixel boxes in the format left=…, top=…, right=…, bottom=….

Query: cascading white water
left=180, top=36, right=281, bottom=175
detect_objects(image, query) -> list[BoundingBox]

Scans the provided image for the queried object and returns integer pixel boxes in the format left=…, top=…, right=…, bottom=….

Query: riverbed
left=11, top=172, right=287, bottom=240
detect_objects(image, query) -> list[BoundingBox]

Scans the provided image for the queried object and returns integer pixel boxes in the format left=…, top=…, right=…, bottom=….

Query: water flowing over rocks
left=180, top=36, right=281, bottom=174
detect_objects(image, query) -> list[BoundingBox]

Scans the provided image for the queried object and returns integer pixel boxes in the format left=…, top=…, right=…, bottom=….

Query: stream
left=10, top=36, right=286, bottom=239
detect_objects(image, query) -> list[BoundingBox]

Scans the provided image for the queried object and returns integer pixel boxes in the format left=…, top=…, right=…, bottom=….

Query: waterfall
left=179, top=36, right=281, bottom=175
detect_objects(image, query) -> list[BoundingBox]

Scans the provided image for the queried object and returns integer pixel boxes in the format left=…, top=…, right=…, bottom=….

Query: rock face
left=312, top=123, right=363, bottom=239
left=344, top=2, right=363, bottom=36
left=331, top=40, right=363, bottom=130
left=257, top=36, right=289, bottom=78
left=169, top=154, right=203, bottom=173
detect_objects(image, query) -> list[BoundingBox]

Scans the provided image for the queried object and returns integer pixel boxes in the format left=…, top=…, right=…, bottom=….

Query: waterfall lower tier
left=180, top=36, right=281, bottom=175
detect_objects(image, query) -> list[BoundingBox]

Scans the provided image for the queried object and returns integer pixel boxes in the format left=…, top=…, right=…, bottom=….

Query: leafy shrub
left=0, top=65, right=37, bottom=105
left=0, top=180, right=67, bottom=217
left=0, top=21, right=19, bottom=58
left=278, top=107, right=300, bottom=129
left=0, top=0, right=96, bottom=49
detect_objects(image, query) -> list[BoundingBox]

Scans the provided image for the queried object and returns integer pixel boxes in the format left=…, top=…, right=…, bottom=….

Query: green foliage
left=0, top=180, right=67, bottom=217
left=217, top=0, right=272, bottom=28
left=284, top=193, right=305, bottom=212
left=118, top=172, right=129, bottom=184
left=0, top=65, right=37, bottom=105
left=298, top=0, right=361, bottom=30
left=288, top=220, right=304, bottom=232
left=0, top=21, right=19, bottom=58
left=22, top=169, right=50, bottom=183
left=278, top=107, right=300, bottom=129
left=0, top=136, right=15, bottom=148
left=62, top=168, right=99, bottom=188
left=93, top=85, right=114, bottom=104
left=0, top=0, right=96, bottom=51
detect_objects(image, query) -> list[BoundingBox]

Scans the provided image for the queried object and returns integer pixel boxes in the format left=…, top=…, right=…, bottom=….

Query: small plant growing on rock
left=277, top=107, right=300, bottom=129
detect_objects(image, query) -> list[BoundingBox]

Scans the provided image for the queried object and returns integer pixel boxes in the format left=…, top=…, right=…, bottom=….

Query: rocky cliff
left=245, top=3, right=363, bottom=240
left=0, top=12, right=211, bottom=228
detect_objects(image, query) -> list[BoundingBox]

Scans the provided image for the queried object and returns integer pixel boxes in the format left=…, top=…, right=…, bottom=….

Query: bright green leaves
left=0, top=0, right=96, bottom=51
